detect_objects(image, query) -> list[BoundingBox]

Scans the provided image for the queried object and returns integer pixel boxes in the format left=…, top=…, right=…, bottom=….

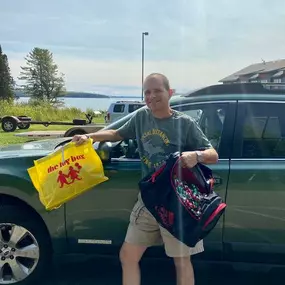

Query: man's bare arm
left=181, top=148, right=219, bottom=168
left=200, top=148, right=219, bottom=164
left=88, top=129, right=123, bottom=142
left=72, top=129, right=123, bottom=145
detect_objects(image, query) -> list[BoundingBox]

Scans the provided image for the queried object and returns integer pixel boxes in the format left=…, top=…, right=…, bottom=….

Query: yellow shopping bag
left=27, top=139, right=108, bottom=211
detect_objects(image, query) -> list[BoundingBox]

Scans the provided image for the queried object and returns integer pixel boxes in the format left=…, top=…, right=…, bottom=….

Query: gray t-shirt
left=117, top=107, right=213, bottom=178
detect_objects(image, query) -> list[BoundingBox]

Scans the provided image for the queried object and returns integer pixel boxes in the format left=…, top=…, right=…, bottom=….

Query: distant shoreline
left=15, top=92, right=141, bottom=99
left=16, top=95, right=141, bottom=99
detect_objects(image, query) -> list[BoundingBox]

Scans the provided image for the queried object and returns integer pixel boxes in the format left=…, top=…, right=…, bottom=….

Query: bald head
left=143, top=73, right=172, bottom=114
left=144, top=73, right=170, bottom=91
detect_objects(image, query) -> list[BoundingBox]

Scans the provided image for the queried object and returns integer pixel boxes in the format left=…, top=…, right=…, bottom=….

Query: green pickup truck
left=0, top=82, right=285, bottom=285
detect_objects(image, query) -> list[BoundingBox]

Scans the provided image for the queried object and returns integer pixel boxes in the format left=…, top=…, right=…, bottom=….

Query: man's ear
left=169, top=89, right=174, bottom=97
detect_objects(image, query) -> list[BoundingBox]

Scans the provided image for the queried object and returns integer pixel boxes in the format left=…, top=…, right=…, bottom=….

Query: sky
left=1, top=0, right=285, bottom=96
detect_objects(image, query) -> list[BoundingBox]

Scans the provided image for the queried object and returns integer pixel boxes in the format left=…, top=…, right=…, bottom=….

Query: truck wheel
left=0, top=205, right=52, bottom=285
left=65, top=129, right=87, bottom=137
left=1, top=118, right=18, bottom=132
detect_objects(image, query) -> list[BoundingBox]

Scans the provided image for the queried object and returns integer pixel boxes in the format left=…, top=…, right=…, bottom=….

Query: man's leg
left=173, top=256, right=195, bottom=285
left=120, top=200, right=162, bottom=285
left=160, top=226, right=204, bottom=285
left=119, top=242, right=147, bottom=285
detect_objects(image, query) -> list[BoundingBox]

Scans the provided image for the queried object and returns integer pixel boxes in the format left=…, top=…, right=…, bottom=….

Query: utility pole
left=141, top=32, right=149, bottom=101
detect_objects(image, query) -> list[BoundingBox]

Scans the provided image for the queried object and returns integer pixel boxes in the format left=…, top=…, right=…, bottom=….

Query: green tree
left=19, top=47, right=66, bottom=104
left=0, top=45, right=15, bottom=101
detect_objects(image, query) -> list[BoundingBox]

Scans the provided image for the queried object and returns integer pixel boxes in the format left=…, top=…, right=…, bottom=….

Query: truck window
left=239, top=103, right=285, bottom=158
left=128, top=104, right=143, bottom=113
left=173, top=102, right=228, bottom=153
left=113, top=104, right=125, bottom=113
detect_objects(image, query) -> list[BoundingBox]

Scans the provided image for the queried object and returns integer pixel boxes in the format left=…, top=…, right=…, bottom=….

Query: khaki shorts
left=125, top=200, right=204, bottom=257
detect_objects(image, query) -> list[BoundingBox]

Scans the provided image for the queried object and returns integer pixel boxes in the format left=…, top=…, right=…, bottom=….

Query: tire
left=65, top=129, right=87, bottom=137
left=18, top=123, right=30, bottom=130
left=1, top=118, right=18, bottom=132
left=0, top=205, right=52, bottom=285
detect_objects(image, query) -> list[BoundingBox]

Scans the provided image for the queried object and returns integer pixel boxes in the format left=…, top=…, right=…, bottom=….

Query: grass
left=0, top=100, right=105, bottom=146
left=0, top=125, right=72, bottom=146
left=0, top=99, right=88, bottom=121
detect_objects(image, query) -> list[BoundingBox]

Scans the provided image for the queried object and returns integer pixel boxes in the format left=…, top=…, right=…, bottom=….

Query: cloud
left=2, top=0, right=285, bottom=94
left=2, top=0, right=285, bottom=63
left=7, top=52, right=252, bottom=95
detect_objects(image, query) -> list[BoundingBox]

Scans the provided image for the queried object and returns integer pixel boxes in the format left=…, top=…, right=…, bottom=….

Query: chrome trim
left=111, top=158, right=141, bottom=162
left=78, top=239, right=112, bottom=245
left=231, top=158, right=285, bottom=161
left=172, top=100, right=236, bottom=108
left=237, top=100, right=285, bottom=104
left=112, top=158, right=285, bottom=162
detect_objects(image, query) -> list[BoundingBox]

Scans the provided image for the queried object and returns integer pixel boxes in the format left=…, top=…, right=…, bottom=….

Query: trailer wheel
left=18, top=123, right=31, bottom=130
left=1, top=117, right=18, bottom=132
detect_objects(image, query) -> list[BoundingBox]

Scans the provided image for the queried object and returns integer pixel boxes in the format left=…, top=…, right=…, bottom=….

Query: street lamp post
left=141, top=32, right=149, bottom=101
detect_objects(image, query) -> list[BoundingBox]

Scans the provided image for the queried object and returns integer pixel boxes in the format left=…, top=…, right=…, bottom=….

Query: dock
left=15, top=131, right=66, bottom=138
left=14, top=124, right=107, bottom=139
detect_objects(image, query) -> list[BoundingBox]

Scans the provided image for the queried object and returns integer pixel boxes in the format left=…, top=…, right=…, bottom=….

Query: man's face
left=143, top=76, right=171, bottom=112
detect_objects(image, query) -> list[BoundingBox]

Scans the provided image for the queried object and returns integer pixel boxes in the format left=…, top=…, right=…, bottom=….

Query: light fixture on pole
left=141, top=32, right=149, bottom=101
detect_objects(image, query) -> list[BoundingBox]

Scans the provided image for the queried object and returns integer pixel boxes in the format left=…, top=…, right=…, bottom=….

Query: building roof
left=219, top=59, right=285, bottom=82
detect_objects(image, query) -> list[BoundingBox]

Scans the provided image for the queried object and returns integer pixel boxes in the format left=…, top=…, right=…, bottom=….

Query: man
left=72, top=73, right=218, bottom=285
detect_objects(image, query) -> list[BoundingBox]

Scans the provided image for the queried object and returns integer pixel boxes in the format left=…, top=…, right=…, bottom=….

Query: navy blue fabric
left=139, top=152, right=226, bottom=247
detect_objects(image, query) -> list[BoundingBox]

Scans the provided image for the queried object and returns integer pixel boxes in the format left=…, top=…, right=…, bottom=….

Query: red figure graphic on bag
left=57, top=171, right=71, bottom=188
left=68, top=166, right=82, bottom=183
left=155, top=206, right=174, bottom=228
left=75, top=162, right=82, bottom=171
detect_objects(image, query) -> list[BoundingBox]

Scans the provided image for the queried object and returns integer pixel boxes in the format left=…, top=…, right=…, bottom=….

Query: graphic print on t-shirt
left=141, top=128, right=170, bottom=171
left=144, top=139, right=164, bottom=159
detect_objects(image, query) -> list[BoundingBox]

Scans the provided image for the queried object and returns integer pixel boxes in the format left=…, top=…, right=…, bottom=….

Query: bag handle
left=59, top=138, right=93, bottom=164
left=61, top=146, right=65, bottom=163
left=170, top=152, right=214, bottom=193
left=151, top=164, right=166, bottom=182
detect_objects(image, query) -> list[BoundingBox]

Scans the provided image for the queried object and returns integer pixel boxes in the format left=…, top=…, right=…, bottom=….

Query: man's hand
left=180, top=151, right=198, bottom=168
left=72, top=134, right=89, bottom=146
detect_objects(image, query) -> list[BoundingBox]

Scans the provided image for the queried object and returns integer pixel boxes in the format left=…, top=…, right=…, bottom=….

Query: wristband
left=195, top=151, right=204, bottom=163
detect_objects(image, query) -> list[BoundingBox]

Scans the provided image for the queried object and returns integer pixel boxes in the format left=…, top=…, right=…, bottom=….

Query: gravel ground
left=41, top=256, right=281, bottom=285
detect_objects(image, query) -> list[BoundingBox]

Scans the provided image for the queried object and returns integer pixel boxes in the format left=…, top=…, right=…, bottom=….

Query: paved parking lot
left=42, top=256, right=281, bottom=285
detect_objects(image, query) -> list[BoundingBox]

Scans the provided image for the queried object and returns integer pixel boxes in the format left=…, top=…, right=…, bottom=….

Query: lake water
left=17, top=97, right=142, bottom=112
